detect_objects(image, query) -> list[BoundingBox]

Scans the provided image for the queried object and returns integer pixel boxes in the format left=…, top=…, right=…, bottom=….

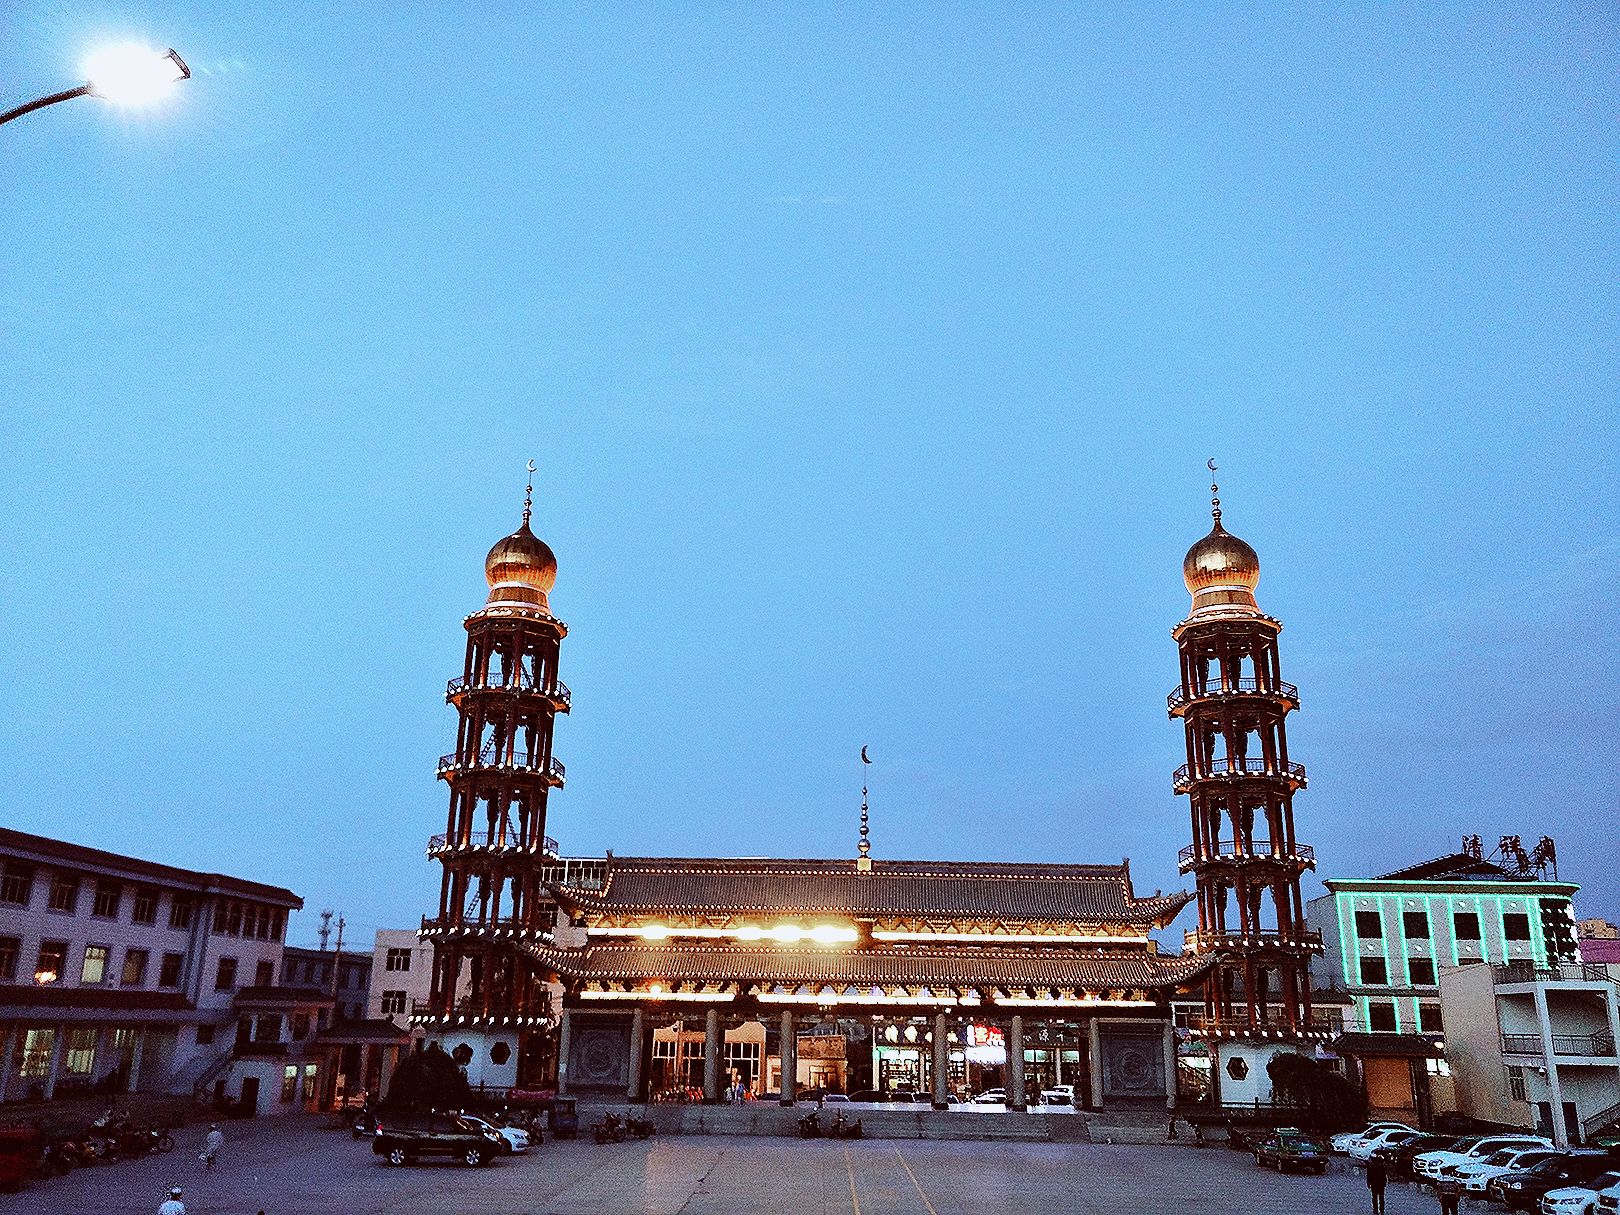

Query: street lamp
left=0, top=44, right=189, bottom=127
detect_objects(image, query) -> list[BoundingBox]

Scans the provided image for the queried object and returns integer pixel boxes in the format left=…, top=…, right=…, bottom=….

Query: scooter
left=797, top=1111, right=821, bottom=1139
left=626, top=1116, right=656, bottom=1140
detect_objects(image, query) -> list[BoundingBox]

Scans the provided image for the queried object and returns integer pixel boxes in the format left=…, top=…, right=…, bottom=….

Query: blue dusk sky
left=2, top=4, right=1615, bottom=948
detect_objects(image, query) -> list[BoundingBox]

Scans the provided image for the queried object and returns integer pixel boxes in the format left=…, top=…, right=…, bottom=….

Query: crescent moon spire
left=522, top=459, right=536, bottom=528
left=858, top=745, right=872, bottom=871
left=1207, top=458, right=1222, bottom=525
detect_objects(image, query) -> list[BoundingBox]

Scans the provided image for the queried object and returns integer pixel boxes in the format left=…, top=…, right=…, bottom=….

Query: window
left=81, top=944, right=110, bottom=984
left=159, top=952, right=183, bottom=987
left=121, top=948, right=149, bottom=987
left=302, top=1063, right=319, bottom=1100
left=169, top=898, right=194, bottom=930
left=1507, top=1066, right=1527, bottom=1101
left=1455, top=912, right=1481, bottom=941
left=1367, top=1002, right=1397, bottom=1032
left=385, top=947, right=412, bottom=972
left=19, top=1028, right=56, bottom=1077
left=225, top=903, right=242, bottom=936
left=1425, top=1056, right=1451, bottom=1077
left=243, top=905, right=258, bottom=939
left=35, top=940, right=67, bottom=984
left=1419, top=1003, right=1444, bottom=1032
left=291, top=1013, right=310, bottom=1041
left=132, top=887, right=158, bottom=924
left=1504, top=913, right=1531, bottom=941
left=254, top=1014, right=281, bottom=1043
left=0, top=936, right=17, bottom=981
left=1360, top=956, right=1388, bottom=985
left=381, top=990, right=407, bottom=1015
left=281, top=1064, right=299, bottom=1102
left=214, top=956, right=238, bottom=991
left=1409, top=957, right=1437, bottom=986
left=63, top=1027, right=97, bottom=1075
left=92, top=881, right=121, bottom=919
left=1355, top=910, right=1383, bottom=938
left=48, top=875, right=79, bottom=913
left=1403, top=910, right=1430, bottom=939
left=0, top=863, right=34, bottom=906
left=196, top=1024, right=216, bottom=1046
left=255, top=960, right=275, bottom=987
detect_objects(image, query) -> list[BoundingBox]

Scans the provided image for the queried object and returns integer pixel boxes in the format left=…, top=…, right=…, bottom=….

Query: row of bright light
left=578, top=987, right=1153, bottom=1008
left=599, top=925, right=1150, bottom=947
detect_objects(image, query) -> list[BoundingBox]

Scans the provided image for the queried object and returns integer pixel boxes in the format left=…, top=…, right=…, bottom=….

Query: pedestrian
left=201, top=1123, right=224, bottom=1172
left=158, top=1185, right=186, bottom=1215
left=1437, top=1180, right=1462, bottom=1215
left=1167, top=1115, right=1179, bottom=1141
left=1366, top=1157, right=1388, bottom=1214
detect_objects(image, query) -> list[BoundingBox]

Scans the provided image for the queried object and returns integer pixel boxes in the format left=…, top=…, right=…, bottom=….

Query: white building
left=367, top=929, right=433, bottom=1025
left=0, top=828, right=301, bottom=1105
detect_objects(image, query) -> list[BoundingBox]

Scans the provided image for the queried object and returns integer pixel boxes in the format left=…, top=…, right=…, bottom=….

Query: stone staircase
left=577, top=1101, right=1066, bottom=1141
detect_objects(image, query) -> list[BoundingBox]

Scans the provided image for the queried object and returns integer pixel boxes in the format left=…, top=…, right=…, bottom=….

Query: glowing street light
left=0, top=44, right=189, bottom=128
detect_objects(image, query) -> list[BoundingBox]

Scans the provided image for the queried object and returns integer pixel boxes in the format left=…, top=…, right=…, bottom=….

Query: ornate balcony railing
left=1167, top=678, right=1299, bottom=714
left=427, top=832, right=561, bottom=857
left=437, top=750, right=565, bottom=785
left=446, top=674, right=570, bottom=709
left=1177, top=840, right=1315, bottom=870
left=1493, top=962, right=1617, bottom=987
left=410, top=994, right=554, bottom=1026
left=1185, top=1012, right=1334, bottom=1039
left=1501, top=1031, right=1616, bottom=1058
left=1173, top=757, right=1307, bottom=792
left=1183, top=928, right=1325, bottom=954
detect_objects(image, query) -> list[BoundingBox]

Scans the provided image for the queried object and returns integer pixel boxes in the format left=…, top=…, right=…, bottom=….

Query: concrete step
left=578, top=1102, right=1058, bottom=1141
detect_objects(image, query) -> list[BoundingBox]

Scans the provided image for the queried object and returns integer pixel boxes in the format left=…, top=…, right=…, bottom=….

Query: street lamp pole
left=0, top=47, right=189, bottom=128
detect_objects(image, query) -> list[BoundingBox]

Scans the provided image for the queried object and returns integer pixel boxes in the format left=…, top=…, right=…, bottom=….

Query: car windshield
left=1585, top=1172, right=1620, bottom=1190
left=1484, top=1150, right=1519, bottom=1165
left=1445, top=1138, right=1481, bottom=1153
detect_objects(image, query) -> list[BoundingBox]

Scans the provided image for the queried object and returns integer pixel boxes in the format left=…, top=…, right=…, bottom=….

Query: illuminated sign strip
left=580, top=989, right=735, bottom=1002
left=871, top=931, right=1149, bottom=945
left=757, top=992, right=982, bottom=1007
left=995, top=997, right=1157, bottom=1008
left=592, top=925, right=859, bottom=945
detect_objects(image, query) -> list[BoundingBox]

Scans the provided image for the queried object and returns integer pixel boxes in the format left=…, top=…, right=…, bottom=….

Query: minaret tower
left=1169, top=469, right=1323, bottom=1050
left=416, top=466, right=570, bottom=1087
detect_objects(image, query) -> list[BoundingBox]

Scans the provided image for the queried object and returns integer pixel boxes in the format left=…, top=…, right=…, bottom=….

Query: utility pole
left=318, top=909, right=333, bottom=951
left=330, top=916, right=346, bottom=1006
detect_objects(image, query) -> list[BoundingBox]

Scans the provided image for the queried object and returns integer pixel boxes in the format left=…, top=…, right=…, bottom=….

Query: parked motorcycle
left=798, top=1111, right=821, bottom=1139
left=592, top=1114, right=625, bottom=1144
left=626, top=1116, right=656, bottom=1140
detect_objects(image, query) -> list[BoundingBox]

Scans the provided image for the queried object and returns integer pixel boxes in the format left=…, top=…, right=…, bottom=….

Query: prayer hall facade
left=411, top=473, right=1323, bottom=1110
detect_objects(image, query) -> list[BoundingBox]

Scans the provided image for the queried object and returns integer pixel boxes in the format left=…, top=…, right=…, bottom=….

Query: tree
left=383, top=1043, right=471, bottom=1112
left=1266, top=1050, right=1365, bottom=1130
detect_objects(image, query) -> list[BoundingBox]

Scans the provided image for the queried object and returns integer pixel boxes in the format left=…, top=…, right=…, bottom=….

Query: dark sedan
left=1253, top=1130, right=1330, bottom=1174
left=1372, top=1134, right=1462, bottom=1180
left=1490, top=1151, right=1619, bottom=1211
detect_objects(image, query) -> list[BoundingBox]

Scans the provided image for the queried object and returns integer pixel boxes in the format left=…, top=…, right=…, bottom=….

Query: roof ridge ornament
left=1207, top=457, right=1221, bottom=527
left=858, top=745, right=873, bottom=873
left=523, top=458, right=536, bottom=528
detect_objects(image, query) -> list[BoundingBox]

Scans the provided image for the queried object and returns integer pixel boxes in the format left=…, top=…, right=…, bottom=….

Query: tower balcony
left=1167, top=677, right=1299, bottom=717
left=1177, top=839, right=1315, bottom=873
left=1182, top=928, right=1325, bottom=955
left=446, top=674, right=571, bottom=712
left=1172, top=757, right=1306, bottom=793
left=437, top=750, right=566, bottom=787
left=409, top=997, right=554, bottom=1030
left=419, top=915, right=551, bottom=941
left=427, top=831, right=560, bottom=859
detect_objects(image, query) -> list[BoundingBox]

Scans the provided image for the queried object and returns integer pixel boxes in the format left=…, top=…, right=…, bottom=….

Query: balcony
left=1177, top=840, right=1315, bottom=871
left=446, top=674, right=570, bottom=711
left=427, top=832, right=560, bottom=857
left=1167, top=677, right=1299, bottom=716
left=1183, top=928, right=1325, bottom=955
left=1493, top=962, right=1617, bottom=987
left=232, top=1040, right=289, bottom=1058
left=1501, top=1031, right=1616, bottom=1058
left=409, top=995, right=554, bottom=1029
left=1172, top=757, right=1306, bottom=793
left=437, top=749, right=565, bottom=786
left=1185, top=1013, right=1335, bottom=1041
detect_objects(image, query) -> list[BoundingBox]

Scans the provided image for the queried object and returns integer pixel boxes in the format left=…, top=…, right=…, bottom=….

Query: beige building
left=1441, top=960, right=1620, bottom=1147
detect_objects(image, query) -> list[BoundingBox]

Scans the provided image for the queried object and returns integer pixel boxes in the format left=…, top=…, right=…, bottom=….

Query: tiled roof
left=1580, top=938, right=1620, bottom=964
left=551, top=856, right=1190, bottom=926
left=0, top=827, right=302, bottom=906
left=524, top=941, right=1213, bottom=990
left=1332, top=1031, right=1443, bottom=1058
left=1377, top=853, right=1517, bottom=881
left=0, top=987, right=193, bottom=1012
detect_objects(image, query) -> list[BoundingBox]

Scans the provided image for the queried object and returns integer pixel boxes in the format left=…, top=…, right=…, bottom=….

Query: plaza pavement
left=12, top=1114, right=1453, bottom=1215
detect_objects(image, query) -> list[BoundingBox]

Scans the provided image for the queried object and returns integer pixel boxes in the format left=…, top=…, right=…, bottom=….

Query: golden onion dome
left=485, top=523, right=557, bottom=610
left=1182, top=480, right=1261, bottom=618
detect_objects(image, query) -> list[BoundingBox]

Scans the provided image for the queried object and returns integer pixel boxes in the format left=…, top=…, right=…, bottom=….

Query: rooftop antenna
left=857, top=745, right=873, bottom=873
left=317, top=909, right=333, bottom=951
left=522, top=458, right=536, bottom=528
left=1207, top=457, right=1222, bottom=526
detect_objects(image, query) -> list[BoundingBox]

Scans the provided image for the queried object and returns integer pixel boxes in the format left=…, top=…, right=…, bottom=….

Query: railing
left=447, top=674, right=570, bottom=709
left=1583, top=1096, right=1620, bottom=1139
left=1167, top=678, right=1299, bottom=712
left=1178, top=840, right=1315, bottom=868
left=437, top=750, right=566, bottom=784
left=1184, top=928, right=1325, bottom=954
left=427, top=831, right=561, bottom=856
left=1493, top=962, right=1618, bottom=986
left=1501, top=1032, right=1616, bottom=1058
left=233, top=1040, right=289, bottom=1057
left=1173, top=758, right=1307, bottom=790
left=410, top=993, right=552, bottom=1023
left=1186, top=1013, right=1328, bottom=1037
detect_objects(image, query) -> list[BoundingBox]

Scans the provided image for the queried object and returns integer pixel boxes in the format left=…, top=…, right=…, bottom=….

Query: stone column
left=93, top=1026, right=112, bottom=1089
left=931, top=1013, right=949, bottom=1109
left=555, top=1007, right=573, bottom=1097
left=0, top=1024, right=17, bottom=1103
left=1008, top=1015, right=1026, bottom=1111
left=1533, top=987, right=1568, bottom=1147
left=779, top=1011, right=797, bottom=1105
left=127, top=1028, right=147, bottom=1094
left=703, top=1007, right=722, bottom=1103
left=627, top=1007, right=646, bottom=1103
left=1088, top=1019, right=1105, bottom=1109
left=378, top=1042, right=396, bottom=1104
left=1162, top=1021, right=1178, bottom=1110
left=41, top=1023, right=65, bottom=1101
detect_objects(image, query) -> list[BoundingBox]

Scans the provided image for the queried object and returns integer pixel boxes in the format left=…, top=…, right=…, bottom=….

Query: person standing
left=201, top=1123, right=224, bottom=1172
left=1437, top=1179, right=1462, bottom=1215
left=1366, top=1158, right=1388, bottom=1214
left=158, top=1186, right=186, bottom=1215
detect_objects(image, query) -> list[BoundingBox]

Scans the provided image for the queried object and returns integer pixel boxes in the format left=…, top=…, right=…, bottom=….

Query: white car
left=973, top=1089, right=1006, bottom=1105
left=1348, top=1127, right=1421, bottom=1161
left=1594, top=1174, right=1620, bottom=1213
left=1332, top=1122, right=1415, bottom=1154
left=461, top=1114, right=529, bottom=1155
left=1042, top=1085, right=1075, bottom=1106
left=1415, top=1134, right=1551, bottom=1182
left=1542, top=1170, right=1620, bottom=1215
left=1450, top=1146, right=1560, bottom=1194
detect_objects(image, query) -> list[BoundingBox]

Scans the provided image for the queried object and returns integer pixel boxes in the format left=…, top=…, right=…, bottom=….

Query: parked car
left=1349, top=1128, right=1423, bottom=1162
left=1538, top=1169, right=1620, bottom=1215
left=1413, top=1135, right=1552, bottom=1183
left=371, top=1113, right=504, bottom=1167
left=847, top=1090, right=883, bottom=1104
left=1253, top=1129, right=1330, bottom=1174
left=1596, top=1174, right=1620, bottom=1213
left=1490, top=1153, right=1616, bottom=1210
left=1042, top=1085, right=1075, bottom=1106
left=1450, top=1146, right=1561, bottom=1194
left=1372, top=1134, right=1461, bottom=1179
left=460, top=1114, right=529, bottom=1155
left=973, top=1089, right=1006, bottom=1105
left=822, top=1094, right=851, bottom=1104
left=1332, top=1122, right=1416, bottom=1154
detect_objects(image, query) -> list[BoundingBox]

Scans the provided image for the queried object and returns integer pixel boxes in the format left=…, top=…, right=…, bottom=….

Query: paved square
left=12, top=1117, right=1452, bottom=1214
